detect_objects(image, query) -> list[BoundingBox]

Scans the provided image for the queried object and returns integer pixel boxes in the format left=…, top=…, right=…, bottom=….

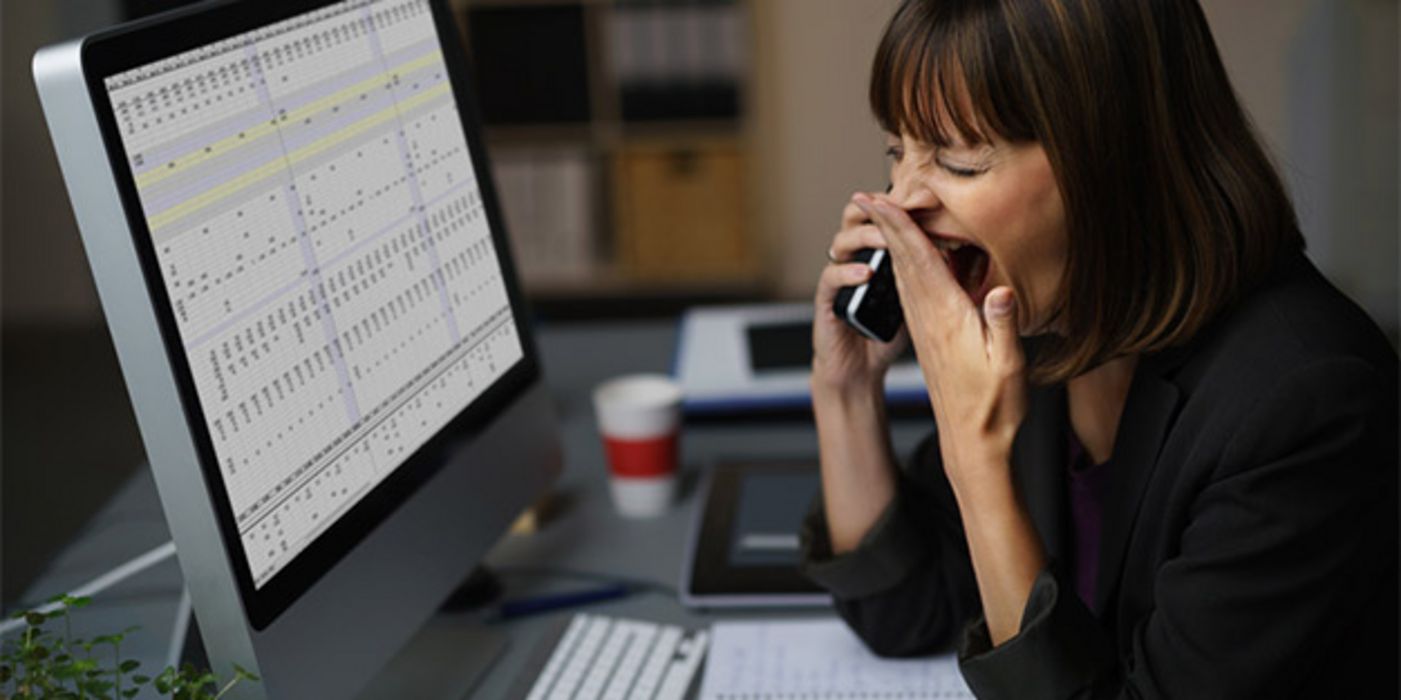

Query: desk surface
left=18, top=319, right=931, bottom=699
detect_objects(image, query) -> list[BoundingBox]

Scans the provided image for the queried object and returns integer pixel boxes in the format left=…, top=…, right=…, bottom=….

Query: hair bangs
left=870, top=0, right=1034, bottom=149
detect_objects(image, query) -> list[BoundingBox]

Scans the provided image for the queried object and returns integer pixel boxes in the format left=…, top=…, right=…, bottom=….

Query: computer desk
left=473, top=319, right=930, bottom=697
left=16, top=318, right=931, bottom=698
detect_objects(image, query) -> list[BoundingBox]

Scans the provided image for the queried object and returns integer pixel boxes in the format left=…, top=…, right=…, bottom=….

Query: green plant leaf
left=154, top=668, right=176, bottom=693
left=230, top=663, right=260, bottom=682
left=71, top=658, right=99, bottom=673
left=118, top=660, right=140, bottom=673
left=131, top=674, right=151, bottom=684
left=81, top=677, right=114, bottom=693
left=52, top=662, right=82, bottom=679
left=22, top=613, right=45, bottom=628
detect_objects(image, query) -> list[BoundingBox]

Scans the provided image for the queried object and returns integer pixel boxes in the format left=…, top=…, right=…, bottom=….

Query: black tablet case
left=681, top=460, right=830, bottom=607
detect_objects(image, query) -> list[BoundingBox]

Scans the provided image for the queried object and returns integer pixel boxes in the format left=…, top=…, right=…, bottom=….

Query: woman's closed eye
left=937, top=159, right=986, bottom=178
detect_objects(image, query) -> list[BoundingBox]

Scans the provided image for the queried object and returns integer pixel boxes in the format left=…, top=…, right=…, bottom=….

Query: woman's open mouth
left=932, top=236, right=991, bottom=303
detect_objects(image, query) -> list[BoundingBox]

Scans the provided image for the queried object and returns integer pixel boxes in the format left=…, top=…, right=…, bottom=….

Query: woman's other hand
left=852, top=192, right=1028, bottom=487
left=812, top=194, right=912, bottom=397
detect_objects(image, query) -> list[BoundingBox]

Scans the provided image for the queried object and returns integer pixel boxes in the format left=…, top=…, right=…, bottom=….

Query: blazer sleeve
left=957, top=357, right=1399, bottom=699
left=800, top=433, right=983, bottom=656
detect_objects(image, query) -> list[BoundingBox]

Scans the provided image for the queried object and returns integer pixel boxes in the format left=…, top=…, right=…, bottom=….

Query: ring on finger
left=826, top=248, right=840, bottom=265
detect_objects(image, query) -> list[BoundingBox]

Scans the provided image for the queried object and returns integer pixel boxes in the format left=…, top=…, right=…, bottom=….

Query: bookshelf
left=451, top=0, right=763, bottom=312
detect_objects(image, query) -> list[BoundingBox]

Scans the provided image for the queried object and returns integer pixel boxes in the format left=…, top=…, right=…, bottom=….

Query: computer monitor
left=33, top=0, right=562, bottom=696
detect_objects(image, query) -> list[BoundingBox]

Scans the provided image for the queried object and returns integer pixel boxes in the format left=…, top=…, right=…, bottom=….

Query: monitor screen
left=100, top=0, right=522, bottom=589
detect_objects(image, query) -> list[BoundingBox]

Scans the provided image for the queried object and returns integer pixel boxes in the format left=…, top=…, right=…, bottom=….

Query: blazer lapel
left=1093, top=359, right=1181, bottom=615
left=1013, top=384, right=1070, bottom=561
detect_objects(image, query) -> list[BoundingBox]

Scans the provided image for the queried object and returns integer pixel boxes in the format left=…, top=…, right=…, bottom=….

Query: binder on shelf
left=609, top=0, right=746, bottom=121
left=466, top=4, right=591, bottom=125
left=491, top=147, right=597, bottom=285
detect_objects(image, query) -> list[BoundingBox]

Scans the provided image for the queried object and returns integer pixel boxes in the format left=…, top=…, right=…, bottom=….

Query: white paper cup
left=593, top=374, right=683, bottom=518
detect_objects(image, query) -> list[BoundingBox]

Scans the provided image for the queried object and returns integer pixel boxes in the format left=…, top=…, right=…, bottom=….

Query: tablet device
left=680, top=459, right=830, bottom=608
left=674, top=303, right=926, bottom=417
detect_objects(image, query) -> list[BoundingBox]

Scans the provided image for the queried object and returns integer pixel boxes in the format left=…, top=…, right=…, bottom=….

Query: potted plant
left=1, top=595, right=257, bottom=700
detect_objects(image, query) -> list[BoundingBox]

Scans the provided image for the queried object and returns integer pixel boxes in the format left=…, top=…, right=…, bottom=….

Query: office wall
left=2, top=0, right=118, bottom=325
left=755, top=0, right=1399, bottom=339
left=1203, top=0, right=1398, bottom=335
left=1, top=0, right=143, bottom=609
left=750, top=0, right=898, bottom=303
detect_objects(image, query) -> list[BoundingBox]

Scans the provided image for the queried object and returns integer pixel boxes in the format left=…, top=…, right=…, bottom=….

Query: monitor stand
left=356, top=567, right=507, bottom=699
left=354, top=615, right=507, bottom=700
left=180, top=568, right=509, bottom=699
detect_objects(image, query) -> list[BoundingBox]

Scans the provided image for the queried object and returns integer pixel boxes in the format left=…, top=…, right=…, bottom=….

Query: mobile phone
left=833, top=248, right=904, bottom=342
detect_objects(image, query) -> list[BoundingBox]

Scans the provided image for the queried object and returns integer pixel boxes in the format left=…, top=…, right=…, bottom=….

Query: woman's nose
left=888, top=178, right=939, bottom=212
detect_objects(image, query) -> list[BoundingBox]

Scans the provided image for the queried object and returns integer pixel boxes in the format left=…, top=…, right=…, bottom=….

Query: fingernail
left=988, top=291, right=1014, bottom=316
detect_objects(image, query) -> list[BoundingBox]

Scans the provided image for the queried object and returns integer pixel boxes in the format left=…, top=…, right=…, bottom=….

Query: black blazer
left=801, top=252, right=1398, bottom=698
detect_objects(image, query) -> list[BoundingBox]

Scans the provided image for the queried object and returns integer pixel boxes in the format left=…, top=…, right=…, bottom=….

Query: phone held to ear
left=834, top=248, right=904, bottom=343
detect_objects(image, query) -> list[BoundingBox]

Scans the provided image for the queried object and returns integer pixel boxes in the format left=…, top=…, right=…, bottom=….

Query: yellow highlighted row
left=136, top=50, right=445, bottom=190
left=146, top=81, right=453, bottom=232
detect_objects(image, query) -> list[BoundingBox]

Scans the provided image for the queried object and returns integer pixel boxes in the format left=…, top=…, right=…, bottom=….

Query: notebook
left=697, top=618, right=973, bottom=700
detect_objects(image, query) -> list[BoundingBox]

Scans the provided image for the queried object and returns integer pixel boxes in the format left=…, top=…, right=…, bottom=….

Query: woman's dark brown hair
left=871, top=0, right=1304, bottom=382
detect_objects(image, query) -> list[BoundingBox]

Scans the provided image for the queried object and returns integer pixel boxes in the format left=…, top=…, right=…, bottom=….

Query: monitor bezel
left=79, top=0, right=541, bottom=630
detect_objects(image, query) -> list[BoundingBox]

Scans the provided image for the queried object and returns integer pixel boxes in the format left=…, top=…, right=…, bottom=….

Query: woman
left=802, top=0, right=1398, bottom=697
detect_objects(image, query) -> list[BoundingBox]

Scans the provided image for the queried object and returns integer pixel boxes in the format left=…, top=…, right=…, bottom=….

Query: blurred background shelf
left=453, top=0, right=761, bottom=312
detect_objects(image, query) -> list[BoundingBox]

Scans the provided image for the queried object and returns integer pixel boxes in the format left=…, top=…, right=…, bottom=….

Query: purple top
left=1067, top=434, right=1113, bottom=614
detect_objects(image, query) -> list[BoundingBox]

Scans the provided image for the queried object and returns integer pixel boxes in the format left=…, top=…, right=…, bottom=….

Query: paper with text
left=698, top=618, right=974, bottom=700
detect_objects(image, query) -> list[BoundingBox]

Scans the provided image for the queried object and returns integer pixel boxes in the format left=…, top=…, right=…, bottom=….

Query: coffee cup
left=592, top=374, right=683, bottom=518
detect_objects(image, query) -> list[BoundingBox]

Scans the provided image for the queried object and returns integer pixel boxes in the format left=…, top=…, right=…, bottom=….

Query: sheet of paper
left=698, top=618, right=974, bottom=700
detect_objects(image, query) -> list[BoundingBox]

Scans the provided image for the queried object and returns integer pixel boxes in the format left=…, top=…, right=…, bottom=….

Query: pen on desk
left=493, top=583, right=633, bottom=621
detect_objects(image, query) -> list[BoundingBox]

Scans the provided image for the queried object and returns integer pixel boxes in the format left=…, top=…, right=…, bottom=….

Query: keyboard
left=517, top=613, right=709, bottom=700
